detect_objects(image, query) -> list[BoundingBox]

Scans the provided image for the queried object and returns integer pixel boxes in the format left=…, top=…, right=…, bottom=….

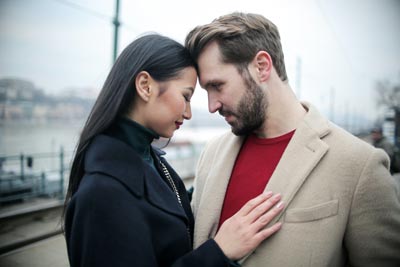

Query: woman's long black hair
left=63, top=34, right=195, bottom=220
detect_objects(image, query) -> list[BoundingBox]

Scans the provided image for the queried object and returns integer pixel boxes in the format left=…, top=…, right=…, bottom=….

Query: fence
left=0, top=148, right=71, bottom=205
left=0, top=141, right=202, bottom=205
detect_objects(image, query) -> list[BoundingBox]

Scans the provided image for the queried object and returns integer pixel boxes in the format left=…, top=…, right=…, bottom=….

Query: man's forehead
left=197, top=43, right=238, bottom=88
left=199, top=77, right=223, bottom=89
left=198, top=64, right=220, bottom=88
left=198, top=64, right=227, bottom=88
left=197, top=42, right=221, bottom=67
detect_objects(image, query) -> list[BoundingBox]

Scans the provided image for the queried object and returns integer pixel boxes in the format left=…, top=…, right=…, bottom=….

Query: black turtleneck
left=106, top=117, right=159, bottom=169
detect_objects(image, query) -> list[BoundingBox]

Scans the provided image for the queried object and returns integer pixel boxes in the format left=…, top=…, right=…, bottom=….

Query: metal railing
left=0, top=147, right=72, bottom=205
left=0, top=141, right=202, bottom=205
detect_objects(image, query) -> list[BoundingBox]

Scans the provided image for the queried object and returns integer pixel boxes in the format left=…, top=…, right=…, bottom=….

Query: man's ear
left=252, top=51, right=272, bottom=82
left=135, top=71, right=153, bottom=102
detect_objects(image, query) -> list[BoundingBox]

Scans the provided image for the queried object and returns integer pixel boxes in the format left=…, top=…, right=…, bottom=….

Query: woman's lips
left=175, top=121, right=183, bottom=129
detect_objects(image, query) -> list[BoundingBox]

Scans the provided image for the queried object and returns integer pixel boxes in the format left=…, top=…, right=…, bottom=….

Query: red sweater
left=218, top=131, right=294, bottom=228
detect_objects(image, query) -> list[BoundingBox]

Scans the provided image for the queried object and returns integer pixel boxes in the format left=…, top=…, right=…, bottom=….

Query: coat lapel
left=143, top=164, right=188, bottom=220
left=265, top=103, right=331, bottom=223
left=193, top=133, right=245, bottom=247
left=85, top=135, right=187, bottom=221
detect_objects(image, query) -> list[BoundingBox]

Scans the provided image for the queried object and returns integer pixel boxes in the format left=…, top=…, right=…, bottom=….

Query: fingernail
left=264, top=191, right=273, bottom=197
left=275, top=201, right=284, bottom=209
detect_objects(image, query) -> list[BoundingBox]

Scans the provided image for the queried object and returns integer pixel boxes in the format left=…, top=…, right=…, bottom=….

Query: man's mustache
left=219, top=108, right=236, bottom=117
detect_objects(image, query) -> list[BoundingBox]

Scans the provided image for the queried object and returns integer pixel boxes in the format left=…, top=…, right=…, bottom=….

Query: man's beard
left=220, top=70, right=267, bottom=136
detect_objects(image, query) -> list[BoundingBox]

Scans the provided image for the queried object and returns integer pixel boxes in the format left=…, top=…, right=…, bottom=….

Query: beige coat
left=192, top=103, right=400, bottom=267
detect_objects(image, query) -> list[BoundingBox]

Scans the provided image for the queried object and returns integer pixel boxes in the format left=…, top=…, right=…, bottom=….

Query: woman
left=64, top=34, right=284, bottom=267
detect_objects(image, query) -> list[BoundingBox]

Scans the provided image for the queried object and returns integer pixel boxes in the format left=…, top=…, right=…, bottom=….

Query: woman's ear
left=135, top=71, right=152, bottom=102
left=253, top=51, right=272, bottom=82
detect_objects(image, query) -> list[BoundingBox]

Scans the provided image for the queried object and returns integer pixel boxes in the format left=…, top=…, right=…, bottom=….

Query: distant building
left=0, top=78, right=42, bottom=101
left=382, top=109, right=396, bottom=145
left=0, top=77, right=94, bottom=121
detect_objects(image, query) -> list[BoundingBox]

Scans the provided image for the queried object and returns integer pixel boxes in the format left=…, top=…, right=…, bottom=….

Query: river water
left=0, top=120, right=84, bottom=156
left=0, top=120, right=228, bottom=178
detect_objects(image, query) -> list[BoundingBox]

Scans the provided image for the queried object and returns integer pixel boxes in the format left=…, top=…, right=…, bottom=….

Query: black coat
left=65, top=135, right=234, bottom=267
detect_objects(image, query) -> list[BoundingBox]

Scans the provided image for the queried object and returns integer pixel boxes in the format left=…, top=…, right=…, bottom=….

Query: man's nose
left=208, top=94, right=222, bottom=113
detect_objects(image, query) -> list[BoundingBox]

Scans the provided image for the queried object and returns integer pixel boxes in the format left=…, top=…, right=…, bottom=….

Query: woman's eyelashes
left=183, top=92, right=192, bottom=102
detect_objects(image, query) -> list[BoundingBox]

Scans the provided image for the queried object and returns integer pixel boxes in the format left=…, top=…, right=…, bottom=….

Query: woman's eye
left=184, top=95, right=191, bottom=102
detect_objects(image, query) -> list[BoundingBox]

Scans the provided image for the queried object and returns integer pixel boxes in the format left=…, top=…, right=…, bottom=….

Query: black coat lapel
left=84, top=135, right=188, bottom=220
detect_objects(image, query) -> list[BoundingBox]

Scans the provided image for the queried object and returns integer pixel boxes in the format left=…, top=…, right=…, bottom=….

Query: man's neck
left=254, top=85, right=306, bottom=138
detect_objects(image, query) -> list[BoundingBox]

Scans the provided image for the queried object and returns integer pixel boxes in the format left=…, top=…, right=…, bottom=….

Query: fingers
left=215, top=192, right=284, bottom=261
left=253, top=221, right=283, bottom=245
left=246, top=193, right=282, bottom=224
left=236, top=191, right=274, bottom=216
left=256, top=200, right=284, bottom=227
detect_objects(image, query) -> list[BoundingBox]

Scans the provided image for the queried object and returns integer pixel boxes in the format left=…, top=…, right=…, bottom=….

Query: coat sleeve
left=65, top=175, right=238, bottom=267
left=345, top=149, right=400, bottom=267
left=172, top=239, right=240, bottom=267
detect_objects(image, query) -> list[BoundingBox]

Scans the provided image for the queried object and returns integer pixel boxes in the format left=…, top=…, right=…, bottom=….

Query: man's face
left=197, top=41, right=266, bottom=136
left=371, top=131, right=382, bottom=142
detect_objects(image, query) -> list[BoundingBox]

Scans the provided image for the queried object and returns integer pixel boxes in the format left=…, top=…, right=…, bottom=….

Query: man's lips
left=224, top=114, right=234, bottom=123
left=219, top=109, right=235, bottom=118
left=219, top=111, right=236, bottom=123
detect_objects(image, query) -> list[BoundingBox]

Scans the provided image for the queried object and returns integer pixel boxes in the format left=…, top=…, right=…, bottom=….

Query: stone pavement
left=0, top=235, right=68, bottom=267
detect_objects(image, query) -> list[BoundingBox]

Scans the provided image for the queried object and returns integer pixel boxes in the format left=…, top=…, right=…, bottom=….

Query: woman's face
left=147, top=67, right=197, bottom=138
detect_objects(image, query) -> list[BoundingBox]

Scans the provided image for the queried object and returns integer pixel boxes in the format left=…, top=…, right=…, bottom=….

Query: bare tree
left=375, top=80, right=400, bottom=110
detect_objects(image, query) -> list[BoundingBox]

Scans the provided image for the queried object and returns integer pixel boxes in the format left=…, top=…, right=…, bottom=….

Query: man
left=371, top=127, right=398, bottom=173
left=185, top=12, right=400, bottom=266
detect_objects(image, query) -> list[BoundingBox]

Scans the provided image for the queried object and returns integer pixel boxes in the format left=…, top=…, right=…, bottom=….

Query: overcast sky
left=1, top=0, right=400, bottom=126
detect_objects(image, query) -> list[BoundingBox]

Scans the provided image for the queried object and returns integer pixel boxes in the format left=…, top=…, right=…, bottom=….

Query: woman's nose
left=183, top=103, right=192, bottom=120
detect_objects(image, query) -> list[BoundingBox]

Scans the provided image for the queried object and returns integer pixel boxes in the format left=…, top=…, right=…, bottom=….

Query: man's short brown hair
left=185, top=12, right=288, bottom=81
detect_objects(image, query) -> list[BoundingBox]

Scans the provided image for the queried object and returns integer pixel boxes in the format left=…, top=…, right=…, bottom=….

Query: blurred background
left=0, top=0, right=399, bottom=265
